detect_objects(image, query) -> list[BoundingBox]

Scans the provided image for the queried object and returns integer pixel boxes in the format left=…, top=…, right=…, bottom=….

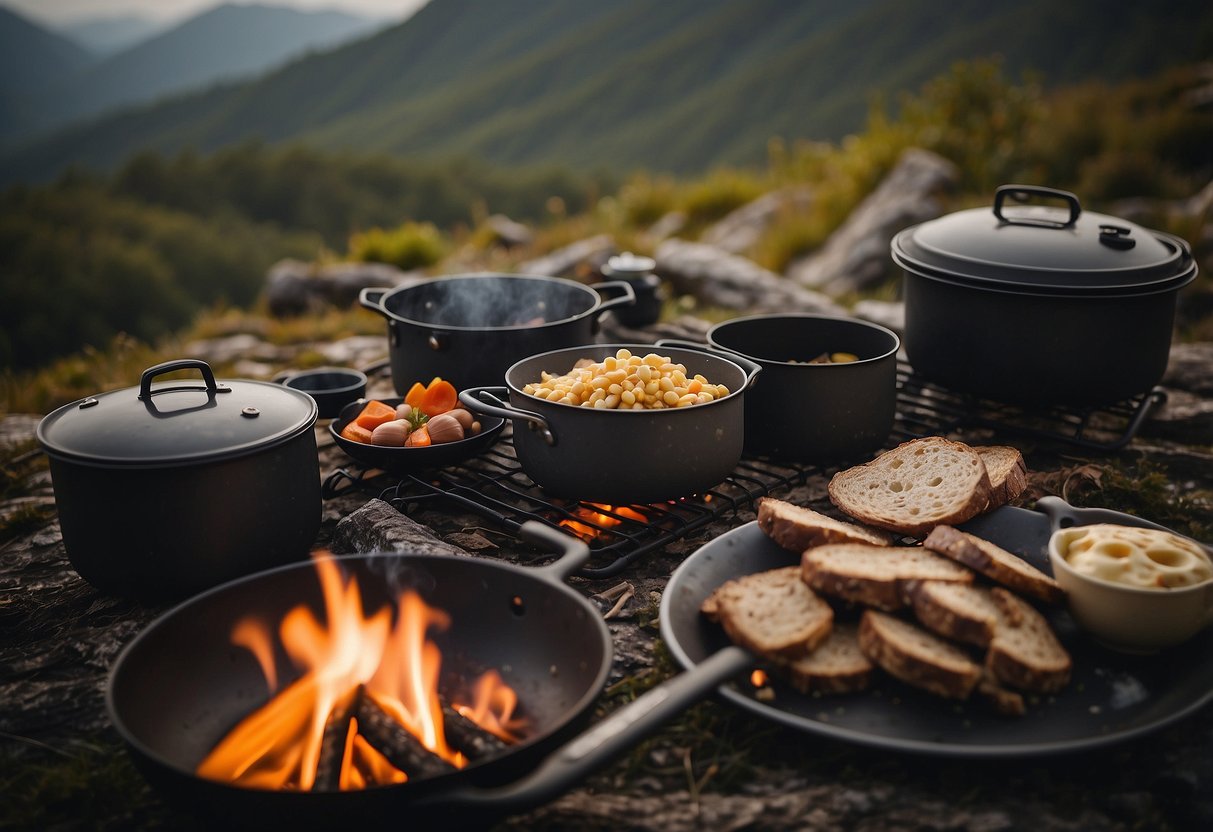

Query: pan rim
left=106, top=549, right=614, bottom=795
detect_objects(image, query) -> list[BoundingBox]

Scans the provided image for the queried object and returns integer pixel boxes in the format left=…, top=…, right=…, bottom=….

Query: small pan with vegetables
left=329, top=377, right=506, bottom=473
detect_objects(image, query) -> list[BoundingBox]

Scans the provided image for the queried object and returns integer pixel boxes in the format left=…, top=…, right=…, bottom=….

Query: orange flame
left=196, top=553, right=523, bottom=791
left=559, top=503, right=646, bottom=540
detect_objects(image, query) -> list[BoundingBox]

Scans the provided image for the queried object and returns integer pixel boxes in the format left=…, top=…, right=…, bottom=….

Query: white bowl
left=1048, top=525, right=1213, bottom=653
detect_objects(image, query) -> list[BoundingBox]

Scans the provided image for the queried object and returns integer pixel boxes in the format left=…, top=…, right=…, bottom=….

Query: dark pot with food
left=359, top=274, right=635, bottom=393
left=892, top=185, right=1197, bottom=406
left=37, top=359, right=322, bottom=602
left=459, top=343, right=761, bottom=504
left=706, top=314, right=900, bottom=463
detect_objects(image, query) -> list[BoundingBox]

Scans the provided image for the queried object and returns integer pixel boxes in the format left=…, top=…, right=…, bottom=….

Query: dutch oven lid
left=37, top=359, right=318, bottom=467
left=891, top=185, right=1196, bottom=294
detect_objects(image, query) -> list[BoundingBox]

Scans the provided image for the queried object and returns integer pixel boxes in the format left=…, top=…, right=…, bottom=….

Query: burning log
left=353, top=692, right=457, bottom=781
left=314, top=686, right=360, bottom=792
left=440, top=699, right=509, bottom=762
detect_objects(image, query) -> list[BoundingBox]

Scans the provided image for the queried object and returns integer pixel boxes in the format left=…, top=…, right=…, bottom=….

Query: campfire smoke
left=196, top=553, right=524, bottom=791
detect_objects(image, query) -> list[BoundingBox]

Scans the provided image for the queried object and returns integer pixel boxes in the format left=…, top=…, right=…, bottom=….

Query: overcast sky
left=5, top=0, right=427, bottom=26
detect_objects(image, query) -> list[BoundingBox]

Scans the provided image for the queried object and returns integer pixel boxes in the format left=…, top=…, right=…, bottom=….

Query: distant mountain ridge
left=3, top=0, right=1211, bottom=183
left=0, top=3, right=382, bottom=144
left=0, top=6, right=95, bottom=96
left=56, top=13, right=168, bottom=57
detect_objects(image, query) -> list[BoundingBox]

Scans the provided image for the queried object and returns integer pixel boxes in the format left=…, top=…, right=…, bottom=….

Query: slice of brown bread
left=905, top=580, right=1016, bottom=648
left=858, top=610, right=983, bottom=700
left=923, top=525, right=1065, bottom=605
left=975, top=669, right=1027, bottom=717
left=714, top=567, right=834, bottom=660
left=758, top=497, right=896, bottom=552
left=772, top=622, right=874, bottom=695
left=802, top=544, right=974, bottom=611
left=828, top=437, right=994, bottom=538
left=985, top=588, right=1072, bottom=694
left=973, top=445, right=1029, bottom=509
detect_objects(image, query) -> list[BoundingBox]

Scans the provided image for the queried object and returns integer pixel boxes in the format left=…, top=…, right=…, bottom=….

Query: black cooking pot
left=705, top=314, right=900, bottom=463
left=892, top=185, right=1198, bottom=406
left=458, top=343, right=761, bottom=503
left=37, top=359, right=322, bottom=602
left=359, top=274, right=636, bottom=393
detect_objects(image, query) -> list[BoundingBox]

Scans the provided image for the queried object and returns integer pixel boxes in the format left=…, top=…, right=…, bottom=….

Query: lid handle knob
left=993, top=185, right=1081, bottom=228
left=139, top=359, right=221, bottom=400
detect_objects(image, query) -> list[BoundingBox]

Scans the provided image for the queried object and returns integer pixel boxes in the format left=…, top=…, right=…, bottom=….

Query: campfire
left=559, top=503, right=648, bottom=541
left=196, top=553, right=526, bottom=791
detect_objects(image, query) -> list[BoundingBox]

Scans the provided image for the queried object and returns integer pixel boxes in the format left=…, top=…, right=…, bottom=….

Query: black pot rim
left=503, top=342, right=753, bottom=413
left=376, top=273, right=605, bottom=332
left=708, top=313, right=901, bottom=367
left=898, top=258, right=1197, bottom=299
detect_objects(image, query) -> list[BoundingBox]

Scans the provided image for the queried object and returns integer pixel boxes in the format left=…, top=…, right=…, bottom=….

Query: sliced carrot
left=404, top=381, right=427, bottom=409
left=404, top=424, right=431, bottom=447
left=354, top=399, right=397, bottom=430
left=340, top=422, right=374, bottom=444
left=419, top=378, right=458, bottom=417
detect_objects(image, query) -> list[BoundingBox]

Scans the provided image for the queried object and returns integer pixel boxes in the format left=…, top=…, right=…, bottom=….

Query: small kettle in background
left=603, top=251, right=664, bottom=327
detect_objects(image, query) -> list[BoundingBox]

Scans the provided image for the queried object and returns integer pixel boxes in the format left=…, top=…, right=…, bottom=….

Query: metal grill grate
left=323, top=361, right=1164, bottom=577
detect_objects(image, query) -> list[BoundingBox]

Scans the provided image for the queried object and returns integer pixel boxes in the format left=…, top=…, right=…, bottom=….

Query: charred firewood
left=353, top=694, right=456, bottom=781
left=314, top=686, right=361, bottom=791
left=440, top=699, right=509, bottom=762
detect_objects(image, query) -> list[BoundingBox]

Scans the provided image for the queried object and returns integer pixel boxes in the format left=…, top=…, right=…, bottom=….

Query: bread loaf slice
left=858, top=610, right=983, bottom=700
left=985, top=588, right=1072, bottom=694
left=772, top=622, right=874, bottom=695
left=758, top=497, right=896, bottom=552
left=714, top=567, right=834, bottom=660
left=923, top=525, right=1065, bottom=605
left=973, top=445, right=1029, bottom=509
left=975, top=669, right=1026, bottom=717
left=828, top=437, right=993, bottom=538
left=802, top=544, right=974, bottom=611
left=905, top=580, right=1015, bottom=648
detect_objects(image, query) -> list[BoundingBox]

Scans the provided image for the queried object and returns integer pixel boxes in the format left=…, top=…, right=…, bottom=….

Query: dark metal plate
left=660, top=499, right=1213, bottom=757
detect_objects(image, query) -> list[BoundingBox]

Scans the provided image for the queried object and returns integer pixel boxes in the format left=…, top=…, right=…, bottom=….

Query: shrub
left=347, top=221, right=447, bottom=270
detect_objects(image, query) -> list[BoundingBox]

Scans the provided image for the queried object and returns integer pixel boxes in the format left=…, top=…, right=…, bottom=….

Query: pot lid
left=605, top=252, right=656, bottom=277
left=891, top=185, right=1196, bottom=293
left=37, top=359, right=318, bottom=467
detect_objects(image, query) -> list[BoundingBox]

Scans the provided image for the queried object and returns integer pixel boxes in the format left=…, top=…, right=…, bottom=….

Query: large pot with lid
left=37, top=359, right=322, bottom=603
left=892, top=185, right=1198, bottom=406
left=359, top=274, right=635, bottom=393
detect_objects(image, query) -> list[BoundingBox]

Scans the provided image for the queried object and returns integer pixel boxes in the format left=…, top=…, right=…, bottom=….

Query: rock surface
left=4, top=328, right=1213, bottom=832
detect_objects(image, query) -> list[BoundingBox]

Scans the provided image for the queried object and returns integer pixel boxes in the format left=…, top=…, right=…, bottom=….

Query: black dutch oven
left=359, top=274, right=636, bottom=393
left=37, top=359, right=322, bottom=603
left=705, top=314, right=900, bottom=463
left=458, top=343, right=761, bottom=504
left=892, top=185, right=1198, bottom=406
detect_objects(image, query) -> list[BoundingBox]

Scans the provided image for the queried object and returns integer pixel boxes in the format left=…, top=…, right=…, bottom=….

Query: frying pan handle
left=418, top=646, right=754, bottom=818
left=655, top=338, right=763, bottom=390
left=458, top=387, right=557, bottom=446
left=518, top=520, right=592, bottom=582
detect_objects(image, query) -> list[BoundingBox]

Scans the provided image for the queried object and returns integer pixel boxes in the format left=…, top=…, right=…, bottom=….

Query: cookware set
left=34, top=185, right=1202, bottom=823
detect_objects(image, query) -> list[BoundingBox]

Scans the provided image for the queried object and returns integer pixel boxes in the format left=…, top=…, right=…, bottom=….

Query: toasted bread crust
left=802, top=544, right=974, bottom=611
left=758, top=497, right=896, bottom=552
left=985, top=588, right=1072, bottom=693
left=973, top=445, right=1029, bottom=509
left=858, top=610, right=982, bottom=700
left=828, top=438, right=994, bottom=538
left=924, top=525, right=1065, bottom=605
left=715, top=567, right=834, bottom=660
left=905, top=580, right=1006, bottom=647
left=773, top=623, right=874, bottom=695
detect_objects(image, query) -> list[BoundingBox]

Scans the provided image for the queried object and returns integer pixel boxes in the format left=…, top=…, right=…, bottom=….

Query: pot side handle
left=458, top=387, right=556, bottom=446
left=586, top=280, right=636, bottom=334
left=517, top=520, right=592, bottom=583
left=417, top=645, right=753, bottom=820
left=993, top=185, right=1081, bottom=228
left=357, top=287, right=390, bottom=315
left=655, top=338, right=763, bottom=390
